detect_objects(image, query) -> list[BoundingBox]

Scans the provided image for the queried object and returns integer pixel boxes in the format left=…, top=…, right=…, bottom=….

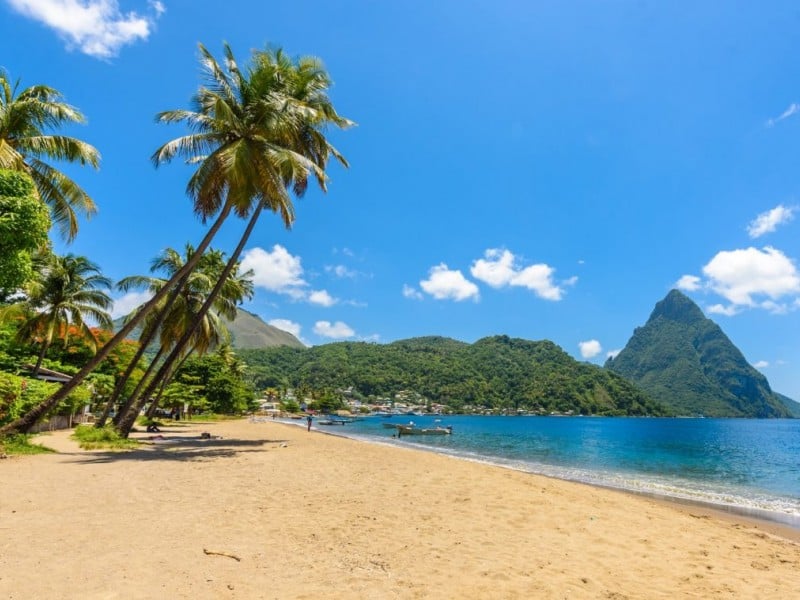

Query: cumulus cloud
left=707, top=303, right=739, bottom=317
left=420, top=264, right=479, bottom=301
left=470, top=249, right=516, bottom=287
left=606, top=348, right=621, bottom=360
left=578, top=339, right=602, bottom=359
left=308, top=290, right=337, bottom=307
left=676, top=274, right=701, bottom=292
left=747, top=205, right=795, bottom=238
left=7, top=0, right=163, bottom=58
left=110, top=290, right=151, bottom=319
left=470, top=248, right=569, bottom=300
left=313, top=320, right=355, bottom=339
left=402, top=284, right=424, bottom=300
left=267, top=318, right=300, bottom=337
left=766, top=102, right=800, bottom=127
left=268, top=318, right=308, bottom=346
left=702, top=246, right=800, bottom=308
left=241, top=245, right=307, bottom=295
left=753, top=360, right=769, bottom=369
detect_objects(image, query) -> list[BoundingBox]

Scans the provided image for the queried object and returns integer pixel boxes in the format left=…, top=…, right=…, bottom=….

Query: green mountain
left=776, top=393, right=800, bottom=418
left=239, top=335, right=669, bottom=416
left=605, top=290, right=790, bottom=418
left=116, top=308, right=304, bottom=350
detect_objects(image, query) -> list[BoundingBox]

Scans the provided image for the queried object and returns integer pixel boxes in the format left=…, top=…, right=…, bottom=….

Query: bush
left=71, top=425, right=139, bottom=450
left=0, top=433, right=55, bottom=455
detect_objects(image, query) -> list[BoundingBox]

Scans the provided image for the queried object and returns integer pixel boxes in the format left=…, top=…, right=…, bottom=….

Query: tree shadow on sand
left=64, top=436, right=291, bottom=464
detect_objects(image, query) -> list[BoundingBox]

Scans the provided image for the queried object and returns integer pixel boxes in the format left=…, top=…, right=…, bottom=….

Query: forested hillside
left=240, top=335, right=669, bottom=416
left=606, top=290, right=791, bottom=417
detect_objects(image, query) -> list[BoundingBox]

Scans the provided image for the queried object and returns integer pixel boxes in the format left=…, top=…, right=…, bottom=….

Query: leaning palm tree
left=9, top=253, right=113, bottom=379
left=138, top=43, right=352, bottom=409
left=0, top=70, right=100, bottom=242
left=0, top=42, right=351, bottom=437
left=111, top=246, right=254, bottom=435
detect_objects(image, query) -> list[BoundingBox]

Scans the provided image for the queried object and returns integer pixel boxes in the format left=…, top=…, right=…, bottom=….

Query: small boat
left=396, top=425, right=452, bottom=436
left=318, top=416, right=352, bottom=426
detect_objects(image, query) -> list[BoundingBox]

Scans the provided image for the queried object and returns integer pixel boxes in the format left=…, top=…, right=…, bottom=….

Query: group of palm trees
left=0, top=42, right=352, bottom=437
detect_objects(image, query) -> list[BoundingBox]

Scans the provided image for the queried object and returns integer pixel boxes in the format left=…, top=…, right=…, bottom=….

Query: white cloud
left=766, top=102, right=800, bottom=127
left=676, top=274, right=701, bottom=292
left=578, top=339, right=602, bottom=359
left=707, top=303, right=739, bottom=316
left=7, top=0, right=163, bottom=58
left=747, top=205, right=795, bottom=238
left=420, top=264, right=479, bottom=302
left=470, top=249, right=516, bottom=287
left=267, top=318, right=301, bottom=338
left=511, top=264, right=564, bottom=300
left=753, top=360, right=769, bottom=369
left=606, top=348, right=621, bottom=360
left=470, top=248, right=568, bottom=300
left=702, top=246, right=800, bottom=307
left=268, top=318, right=309, bottom=346
left=308, top=290, right=337, bottom=307
left=241, top=245, right=307, bottom=295
left=325, top=264, right=358, bottom=278
left=402, top=284, right=424, bottom=300
left=111, top=290, right=151, bottom=319
left=313, top=320, right=355, bottom=339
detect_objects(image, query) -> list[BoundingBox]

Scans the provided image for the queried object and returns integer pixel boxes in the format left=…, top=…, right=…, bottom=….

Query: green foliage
left=168, top=351, right=255, bottom=415
left=240, top=335, right=666, bottom=416
left=0, top=433, right=55, bottom=455
left=0, top=169, right=50, bottom=296
left=71, top=424, right=139, bottom=450
left=606, top=290, right=790, bottom=418
left=280, top=399, right=301, bottom=413
left=0, top=168, right=35, bottom=197
left=0, top=370, right=88, bottom=426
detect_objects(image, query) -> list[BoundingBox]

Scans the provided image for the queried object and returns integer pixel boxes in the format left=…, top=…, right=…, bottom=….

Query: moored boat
left=396, top=425, right=452, bottom=436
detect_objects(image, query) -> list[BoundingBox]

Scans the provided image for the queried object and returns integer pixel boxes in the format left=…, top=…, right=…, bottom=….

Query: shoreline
left=2, top=418, right=799, bottom=598
left=304, top=418, right=800, bottom=538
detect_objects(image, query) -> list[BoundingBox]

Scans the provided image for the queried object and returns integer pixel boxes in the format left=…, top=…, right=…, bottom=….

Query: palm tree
left=0, top=41, right=351, bottom=437
left=8, top=253, right=113, bottom=377
left=112, top=246, right=254, bottom=435
left=0, top=70, right=100, bottom=242
left=139, top=43, right=352, bottom=409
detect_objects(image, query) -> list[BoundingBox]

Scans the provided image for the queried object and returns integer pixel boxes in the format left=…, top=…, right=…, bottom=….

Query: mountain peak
left=647, top=289, right=706, bottom=325
left=608, top=290, right=789, bottom=417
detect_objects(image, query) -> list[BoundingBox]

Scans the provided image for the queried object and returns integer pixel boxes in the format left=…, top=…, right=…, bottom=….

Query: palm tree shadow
left=69, top=437, right=290, bottom=464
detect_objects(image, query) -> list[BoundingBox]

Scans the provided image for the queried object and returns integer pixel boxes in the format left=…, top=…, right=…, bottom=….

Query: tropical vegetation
left=606, top=290, right=791, bottom=418
left=0, top=69, right=99, bottom=241
left=241, top=335, right=670, bottom=416
left=0, top=41, right=351, bottom=437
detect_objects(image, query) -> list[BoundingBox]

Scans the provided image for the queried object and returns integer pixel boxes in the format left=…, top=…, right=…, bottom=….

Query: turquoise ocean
left=324, top=416, right=800, bottom=528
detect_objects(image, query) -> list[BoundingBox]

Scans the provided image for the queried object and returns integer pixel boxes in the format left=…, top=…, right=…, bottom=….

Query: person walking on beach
left=306, top=414, right=313, bottom=432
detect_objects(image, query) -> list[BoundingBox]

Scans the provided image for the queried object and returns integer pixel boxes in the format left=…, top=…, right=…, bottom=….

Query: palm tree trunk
left=116, top=348, right=184, bottom=436
left=112, top=343, right=169, bottom=428
left=32, top=338, right=50, bottom=377
left=0, top=201, right=234, bottom=437
left=97, top=279, right=187, bottom=427
left=145, top=348, right=193, bottom=418
left=117, top=203, right=266, bottom=437
left=96, top=345, right=166, bottom=428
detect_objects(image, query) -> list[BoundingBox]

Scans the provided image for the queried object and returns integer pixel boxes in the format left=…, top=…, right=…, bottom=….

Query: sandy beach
left=1, top=419, right=799, bottom=599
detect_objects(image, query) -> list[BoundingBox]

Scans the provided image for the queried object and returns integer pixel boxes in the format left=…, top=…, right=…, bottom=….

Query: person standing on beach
left=306, top=414, right=312, bottom=432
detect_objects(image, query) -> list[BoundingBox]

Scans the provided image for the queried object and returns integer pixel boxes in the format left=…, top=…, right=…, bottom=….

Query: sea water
left=335, top=416, right=800, bottom=528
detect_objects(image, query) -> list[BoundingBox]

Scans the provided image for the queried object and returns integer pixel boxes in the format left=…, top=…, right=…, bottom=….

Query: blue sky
left=2, top=1, right=800, bottom=399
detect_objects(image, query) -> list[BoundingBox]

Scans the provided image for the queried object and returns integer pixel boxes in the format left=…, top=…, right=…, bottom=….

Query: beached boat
left=396, top=425, right=452, bottom=436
